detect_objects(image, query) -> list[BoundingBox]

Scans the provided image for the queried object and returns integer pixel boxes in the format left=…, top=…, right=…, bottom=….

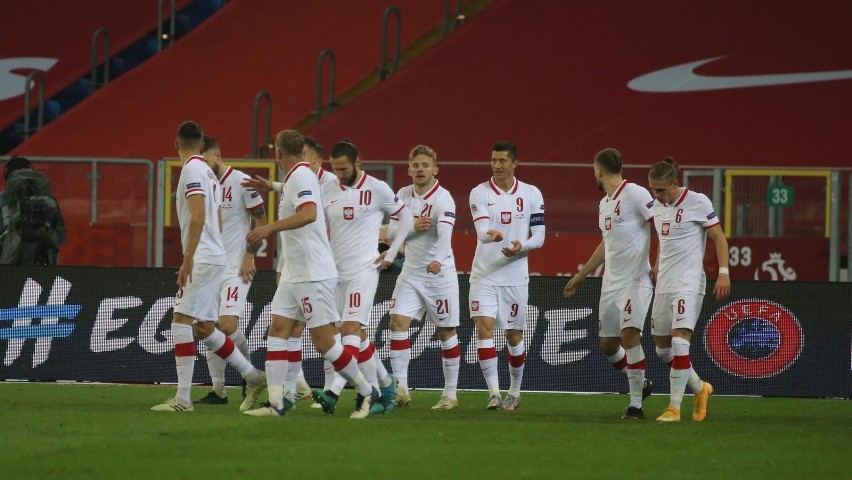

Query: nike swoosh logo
left=226, top=304, right=237, bottom=308
left=487, top=202, right=496, bottom=206
left=628, top=56, right=852, bottom=92
left=330, top=199, right=340, bottom=204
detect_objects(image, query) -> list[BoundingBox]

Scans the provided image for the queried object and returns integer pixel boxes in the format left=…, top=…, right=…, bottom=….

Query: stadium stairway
left=0, top=0, right=225, bottom=153
left=8, top=0, right=475, bottom=162
left=5, top=0, right=486, bottom=266
left=306, top=0, right=852, bottom=235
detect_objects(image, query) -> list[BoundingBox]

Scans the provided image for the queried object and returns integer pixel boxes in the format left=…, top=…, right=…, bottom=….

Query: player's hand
left=177, top=256, right=194, bottom=287
left=241, top=175, right=273, bottom=194
left=240, top=254, right=256, bottom=282
left=563, top=274, right=585, bottom=298
left=427, top=260, right=442, bottom=274
left=501, top=240, right=522, bottom=257
left=487, top=229, right=503, bottom=242
left=414, top=216, right=432, bottom=232
left=246, top=225, right=271, bottom=245
left=714, top=274, right=731, bottom=300
left=374, top=251, right=393, bottom=270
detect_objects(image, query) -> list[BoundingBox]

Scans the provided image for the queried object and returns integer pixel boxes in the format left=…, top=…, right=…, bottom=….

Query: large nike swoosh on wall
left=628, top=56, right=852, bottom=92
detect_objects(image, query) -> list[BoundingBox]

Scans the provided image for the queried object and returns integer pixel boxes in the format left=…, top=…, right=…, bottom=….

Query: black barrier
left=0, top=266, right=849, bottom=398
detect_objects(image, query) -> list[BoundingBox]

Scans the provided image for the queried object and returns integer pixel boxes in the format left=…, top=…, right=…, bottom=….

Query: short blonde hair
left=274, top=130, right=304, bottom=156
left=408, top=144, right=437, bottom=163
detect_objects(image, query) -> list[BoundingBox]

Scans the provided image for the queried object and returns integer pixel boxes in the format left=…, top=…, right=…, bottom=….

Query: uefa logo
left=704, top=299, right=803, bottom=378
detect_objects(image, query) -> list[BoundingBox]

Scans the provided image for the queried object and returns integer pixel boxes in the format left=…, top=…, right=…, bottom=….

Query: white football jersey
left=469, top=178, right=545, bottom=286
left=317, top=167, right=336, bottom=186
left=218, top=166, right=264, bottom=273
left=278, top=162, right=337, bottom=282
left=176, top=155, right=225, bottom=265
left=653, top=189, right=719, bottom=294
left=395, top=181, right=457, bottom=281
left=322, top=172, right=406, bottom=279
left=276, top=166, right=337, bottom=273
left=599, top=181, right=654, bottom=291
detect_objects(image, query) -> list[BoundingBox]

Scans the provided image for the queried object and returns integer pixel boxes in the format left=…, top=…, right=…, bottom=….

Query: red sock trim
left=672, top=355, right=691, bottom=370
left=289, top=350, right=302, bottom=362
left=508, top=352, right=526, bottom=368
left=627, top=359, right=646, bottom=370
left=215, top=336, right=235, bottom=358
left=368, top=342, right=377, bottom=356
left=357, top=346, right=372, bottom=363
left=174, top=342, right=196, bottom=357
left=478, top=347, right=498, bottom=361
left=343, top=344, right=360, bottom=360
left=333, top=350, right=353, bottom=371
left=390, top=339, right=410, bottom=350
left=612, top=355, right=628, bottom=370
left=442, top=345, right=461, bottom=359
left=267, top=350, right=288, bottom=361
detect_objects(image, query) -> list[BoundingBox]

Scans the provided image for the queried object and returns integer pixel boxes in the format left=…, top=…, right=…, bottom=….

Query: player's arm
left=179, top=193, right=206, bottom=286
left=563, top=241, right=604, bottom=298
left=241, top=175, right=280, bottom=194
left=247, top=202, right=317, bottom=244
left=707, top=224, right=731, bottom=300
left=378, top=201, right=413, bottom=270
left=470, top=189, right=502, bottom=243
left=428, top=221, right=453, bottom=275
left=240, top=205, right=268, bottom=282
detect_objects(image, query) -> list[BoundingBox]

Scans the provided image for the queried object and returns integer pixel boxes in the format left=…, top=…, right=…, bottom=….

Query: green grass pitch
left=1, top=383, right=850, bottom=479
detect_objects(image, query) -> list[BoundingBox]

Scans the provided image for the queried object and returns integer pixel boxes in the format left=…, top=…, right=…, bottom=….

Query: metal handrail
left=90, top=27, right=111, bottom=88
left=443, top=0, right=465, bottom=35
left=380, top=6, right=401, bottom=81
left=315, top=49, right=337, bottom=121
left=156, top=0, right=177, bottom=52
left=251, top=90, right=272, bottom=158
left=22, top=70, right=45, bottom=140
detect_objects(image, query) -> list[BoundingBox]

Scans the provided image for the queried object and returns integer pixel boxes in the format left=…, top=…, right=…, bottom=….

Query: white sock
left=607, top=345, right=628, bottom=376
left=669, top=337, right=692, bottom=409
left=357, top=339, right=379, bottom=390
left=477, top=338, right=500, bottom=396
left=441, top=335, right=461, bottom=399
left=229, top=330, right=250, bottom=362
left=625, top=345, right=646, bottom=408
left=323, top=341, right=371, bottom=396
left=507, top=340, right=526, bottom=396
left=202, top=329, right=257, bottom=381
left=265, top=336, right=288, bottom=409
left=285, top=337, right=302, bottom=395
left=172, top=323, right=195, bottom=404
left=371, top=342, right=392, bottom=388
left=205, top=345, right=226, bottom=396
left=656, top=346, right=673, bottom=366
left=389, top=330, right=410, bottom=391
